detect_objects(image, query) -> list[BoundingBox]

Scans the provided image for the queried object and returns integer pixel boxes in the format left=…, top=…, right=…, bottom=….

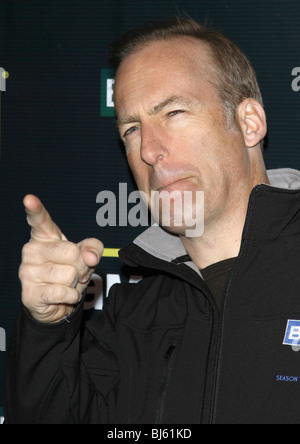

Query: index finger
left=23, top=194, right=66, bottom=242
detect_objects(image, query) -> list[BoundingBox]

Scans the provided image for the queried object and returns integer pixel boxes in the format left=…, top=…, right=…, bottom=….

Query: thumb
left=79, top=238, right=104, bottom=269
left=76, top=239, right=104, bottom=288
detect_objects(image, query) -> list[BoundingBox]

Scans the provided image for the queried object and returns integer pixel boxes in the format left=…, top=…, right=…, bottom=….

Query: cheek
left=127, top=152, right=150, bottom=193
left=188, top=123, right=231, bottom=168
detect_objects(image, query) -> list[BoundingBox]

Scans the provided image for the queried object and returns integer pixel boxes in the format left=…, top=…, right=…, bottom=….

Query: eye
left=123, top=125, right=139, bottom=138
left=167, top=110, right=185, bottom=117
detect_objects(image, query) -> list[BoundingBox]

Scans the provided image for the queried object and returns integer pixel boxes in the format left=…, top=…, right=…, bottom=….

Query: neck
left=180, top=167, right=270, bottom=270
left=180, top=213, right=244, bottom=269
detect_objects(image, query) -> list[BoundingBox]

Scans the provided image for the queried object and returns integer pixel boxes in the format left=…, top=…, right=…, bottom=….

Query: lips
left=157, top=177, right=191, bottom=192
left=151, top=175, right=195, bottom=193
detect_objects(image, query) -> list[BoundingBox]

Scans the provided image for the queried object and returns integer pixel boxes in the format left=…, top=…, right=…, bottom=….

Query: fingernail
left=81, top=272, right=91, bottom=284
left=71, top=275, right=79, bottom=288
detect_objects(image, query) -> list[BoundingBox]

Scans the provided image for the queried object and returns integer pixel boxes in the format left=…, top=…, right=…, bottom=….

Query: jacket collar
left=120, top=168, right=300, bottom=270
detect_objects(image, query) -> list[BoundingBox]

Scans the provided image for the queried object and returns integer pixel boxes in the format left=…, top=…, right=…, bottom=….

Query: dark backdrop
left=0, top=0, right=299, bottom=418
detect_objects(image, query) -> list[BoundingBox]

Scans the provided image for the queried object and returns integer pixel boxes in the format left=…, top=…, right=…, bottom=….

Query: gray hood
left=132, top=168, right=300, bottom=270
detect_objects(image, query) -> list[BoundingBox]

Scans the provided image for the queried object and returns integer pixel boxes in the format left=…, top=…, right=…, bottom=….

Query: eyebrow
left=116, top=95, right=197, bottom=129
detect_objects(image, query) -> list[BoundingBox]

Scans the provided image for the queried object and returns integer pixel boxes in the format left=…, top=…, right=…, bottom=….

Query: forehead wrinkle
left=116, top=95, right=200, bottom=129
left=148, top=95, right=196, bottom=115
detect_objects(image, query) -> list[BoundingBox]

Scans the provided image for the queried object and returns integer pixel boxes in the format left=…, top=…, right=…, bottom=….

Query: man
left=4, top=18, right=300, bottom=424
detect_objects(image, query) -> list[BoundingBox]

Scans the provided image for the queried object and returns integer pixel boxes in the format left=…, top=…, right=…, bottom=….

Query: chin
left=161, top=223, right=186, bottom=236
left=163, top=223, right=204, bottom=239
left=149, top=188, right=205, bottom=238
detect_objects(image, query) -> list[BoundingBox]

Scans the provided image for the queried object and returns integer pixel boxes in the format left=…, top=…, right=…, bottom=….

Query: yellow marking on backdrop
left=103, top=248, right=120, bottom=258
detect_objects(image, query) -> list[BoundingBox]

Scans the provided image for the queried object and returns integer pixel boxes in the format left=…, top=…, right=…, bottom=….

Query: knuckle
left=46, top=263, right=60, bottom=283
left=18, top=262, right=39, bottom=285
left=64, top=265, right=78, bottom=287
left=19, top=263, right=37, bottom=286
left=41, top=284, right=64, bottom=304
left=51, top=284, right=64, bottom=301
left=46, top=263, right=77, bottom=287
left=21, top=242, right=35, bottom=262
left=64, top=242, right=80, bottom=262
left=18, top=264, right=27, bottom=282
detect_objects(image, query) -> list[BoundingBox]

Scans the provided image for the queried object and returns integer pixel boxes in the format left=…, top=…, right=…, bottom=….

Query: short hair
left=109, top=17, right=264, bottom=131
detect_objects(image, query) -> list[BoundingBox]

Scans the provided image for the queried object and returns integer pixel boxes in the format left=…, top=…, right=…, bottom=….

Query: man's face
left=114, top=37, right=249, bottom=237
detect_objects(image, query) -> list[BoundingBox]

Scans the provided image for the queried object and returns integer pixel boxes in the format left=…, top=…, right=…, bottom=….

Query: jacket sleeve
left=3, top=300, right=120, bottom=424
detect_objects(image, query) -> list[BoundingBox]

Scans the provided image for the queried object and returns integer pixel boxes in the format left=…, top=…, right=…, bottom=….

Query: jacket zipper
left=209, top=185, right=261, bottom=424
left=155, top=345, right=176, bottom=424
left=209, top=248, right=240, bottom=424
left=208, top=279, right=232, bottom=424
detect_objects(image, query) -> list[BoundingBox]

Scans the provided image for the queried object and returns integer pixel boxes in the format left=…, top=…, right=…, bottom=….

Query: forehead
left=114, top=37, right=217, bottom=115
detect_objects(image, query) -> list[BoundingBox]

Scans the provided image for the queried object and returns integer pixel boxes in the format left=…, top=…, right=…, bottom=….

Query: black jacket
left=4, top=169, right=300, bottom=424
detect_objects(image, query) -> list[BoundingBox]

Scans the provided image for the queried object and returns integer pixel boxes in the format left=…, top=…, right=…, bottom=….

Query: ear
left=236, top=99, right=267, bottom=148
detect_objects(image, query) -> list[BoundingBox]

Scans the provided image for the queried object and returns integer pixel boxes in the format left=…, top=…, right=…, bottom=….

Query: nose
left=140, top=124, right=168, bottom=166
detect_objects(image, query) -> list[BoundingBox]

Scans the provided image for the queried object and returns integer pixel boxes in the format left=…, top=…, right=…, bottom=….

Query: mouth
left=156, top=176, right=195, bottom=193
